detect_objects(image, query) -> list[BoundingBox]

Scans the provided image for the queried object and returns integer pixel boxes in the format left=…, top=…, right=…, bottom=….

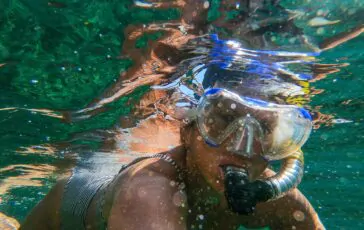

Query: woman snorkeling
left=21, top=0, right=363, bottom=229
left=21, top=84, right=325, bottom=230
left=21, top=31, right=326, bottom=229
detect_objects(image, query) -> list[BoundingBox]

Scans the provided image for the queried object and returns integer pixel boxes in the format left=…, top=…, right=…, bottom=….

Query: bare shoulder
left=107, top=157, right=188, bottom=230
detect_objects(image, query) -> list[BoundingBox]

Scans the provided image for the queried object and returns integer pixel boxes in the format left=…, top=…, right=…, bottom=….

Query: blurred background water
left=0, top=0, right=363, bottom=229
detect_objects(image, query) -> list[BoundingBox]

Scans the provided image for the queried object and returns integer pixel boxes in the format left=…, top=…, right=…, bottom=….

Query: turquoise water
left=0, top=0, right=364, bottom=229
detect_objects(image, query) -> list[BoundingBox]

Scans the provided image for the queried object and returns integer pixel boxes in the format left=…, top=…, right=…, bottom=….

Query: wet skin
left=20, top=0, right=364, bottom=229
left=21, top=121, right=325, bottom=230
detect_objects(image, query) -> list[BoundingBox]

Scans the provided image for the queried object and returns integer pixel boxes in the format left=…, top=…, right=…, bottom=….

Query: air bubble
left=172, top=191, right=187, bottom=207
left=293, top=210, right=305, bottom=222
left=203, top=1, right=210, bottom=9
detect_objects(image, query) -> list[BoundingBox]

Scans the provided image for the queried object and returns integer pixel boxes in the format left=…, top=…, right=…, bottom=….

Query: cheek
left=195, top=148, right=224, bottom=187
left=187, top=128, right=225, bottom=187
left=190, top=140, right=218, bottom=169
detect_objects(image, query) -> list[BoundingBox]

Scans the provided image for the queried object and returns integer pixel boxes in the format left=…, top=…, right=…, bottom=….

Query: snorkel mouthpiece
left=223, top=166, right=274, bottom=215
left=222, top=150, right=304, bottom=215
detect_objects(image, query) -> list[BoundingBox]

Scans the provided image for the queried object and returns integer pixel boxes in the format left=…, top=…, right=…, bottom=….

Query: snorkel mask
left=196, top=88, right=312, bottom=160
left=186, top=88, right=312, bottom=215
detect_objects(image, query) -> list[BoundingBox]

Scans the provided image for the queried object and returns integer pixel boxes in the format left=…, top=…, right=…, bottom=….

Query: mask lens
left=197, top=88, right=312, bottom=159
left=268, top=109, right=312, bottom=159
left=197, top=89, right=269, bottom=147
left=197, top=97, right=242, bottom=145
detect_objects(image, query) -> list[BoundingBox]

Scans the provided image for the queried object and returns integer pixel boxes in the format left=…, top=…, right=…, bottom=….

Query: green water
left=0, top=0, right=364, bottom=229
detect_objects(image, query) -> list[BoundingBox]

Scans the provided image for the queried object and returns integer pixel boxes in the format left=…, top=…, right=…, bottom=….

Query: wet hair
left=179, top=119, right=195, bottom=146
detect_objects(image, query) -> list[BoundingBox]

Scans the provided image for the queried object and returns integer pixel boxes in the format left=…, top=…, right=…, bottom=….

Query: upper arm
left=21, top=178, right=68, bottom=230
left=108, top=169, right=187, bottom=230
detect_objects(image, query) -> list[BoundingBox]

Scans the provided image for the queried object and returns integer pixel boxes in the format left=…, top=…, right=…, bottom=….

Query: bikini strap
left=118, top=153, right=185, bottom=185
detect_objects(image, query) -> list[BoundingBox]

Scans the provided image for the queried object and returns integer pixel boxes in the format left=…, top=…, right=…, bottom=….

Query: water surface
left=0, top=0, right=363, bottom=229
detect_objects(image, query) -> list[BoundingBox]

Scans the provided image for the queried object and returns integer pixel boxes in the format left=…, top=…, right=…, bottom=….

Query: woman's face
left=184, top=123, right=268, bottom=193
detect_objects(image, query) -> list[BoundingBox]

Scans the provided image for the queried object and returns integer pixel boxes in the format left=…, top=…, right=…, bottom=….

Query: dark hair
left=180, top=119, right=195, bottom=146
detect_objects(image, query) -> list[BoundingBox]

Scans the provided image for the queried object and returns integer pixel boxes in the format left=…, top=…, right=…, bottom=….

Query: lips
left=209, top=161, right=249, bottom=192
left=221, top=165, right=246, bottom=172
left=220, top=165, right=248, bottom=176
left=218, top=164, right=249, bottom=185
left=218, top=157, right=249, bottom=169
left=212, top=154, right=252, bottom=191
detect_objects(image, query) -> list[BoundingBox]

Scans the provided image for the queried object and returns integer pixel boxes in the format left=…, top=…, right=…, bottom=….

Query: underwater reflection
left=0, top=164, right=55, bottom=195
left=66, top=1, right=362, bottom=129
left=1, top=0, right=363, bottom=228
left=9, top=0, right=360, bottom=175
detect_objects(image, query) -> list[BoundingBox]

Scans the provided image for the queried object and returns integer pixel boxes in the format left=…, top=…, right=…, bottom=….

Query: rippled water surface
left=0, top=0, right=363, bottom=229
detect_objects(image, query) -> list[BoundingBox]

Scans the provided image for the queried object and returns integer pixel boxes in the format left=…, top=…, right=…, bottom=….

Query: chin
left=204, top=164, right=227, bottom=193
left=208, top=178, right=226, bottom=194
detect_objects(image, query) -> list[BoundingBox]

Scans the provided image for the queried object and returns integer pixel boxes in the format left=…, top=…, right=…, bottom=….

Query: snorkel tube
left=223, top=150, right=304, bottom=215
left=265, top=150, right=304, bottom=199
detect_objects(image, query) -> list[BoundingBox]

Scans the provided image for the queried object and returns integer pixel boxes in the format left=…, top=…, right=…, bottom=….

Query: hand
left=223, top=166, right=274, bottom=215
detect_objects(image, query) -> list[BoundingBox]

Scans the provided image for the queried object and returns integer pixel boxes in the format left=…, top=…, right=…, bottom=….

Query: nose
left=231, top=116, right=264, bottom=158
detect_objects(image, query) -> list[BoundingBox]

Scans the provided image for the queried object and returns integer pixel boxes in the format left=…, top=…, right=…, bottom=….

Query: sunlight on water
left=0, top=0, right=363, bottom=229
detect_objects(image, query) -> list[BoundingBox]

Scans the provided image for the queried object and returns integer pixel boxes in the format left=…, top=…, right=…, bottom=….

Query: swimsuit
left=60, top=153, right=183, bottom=230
